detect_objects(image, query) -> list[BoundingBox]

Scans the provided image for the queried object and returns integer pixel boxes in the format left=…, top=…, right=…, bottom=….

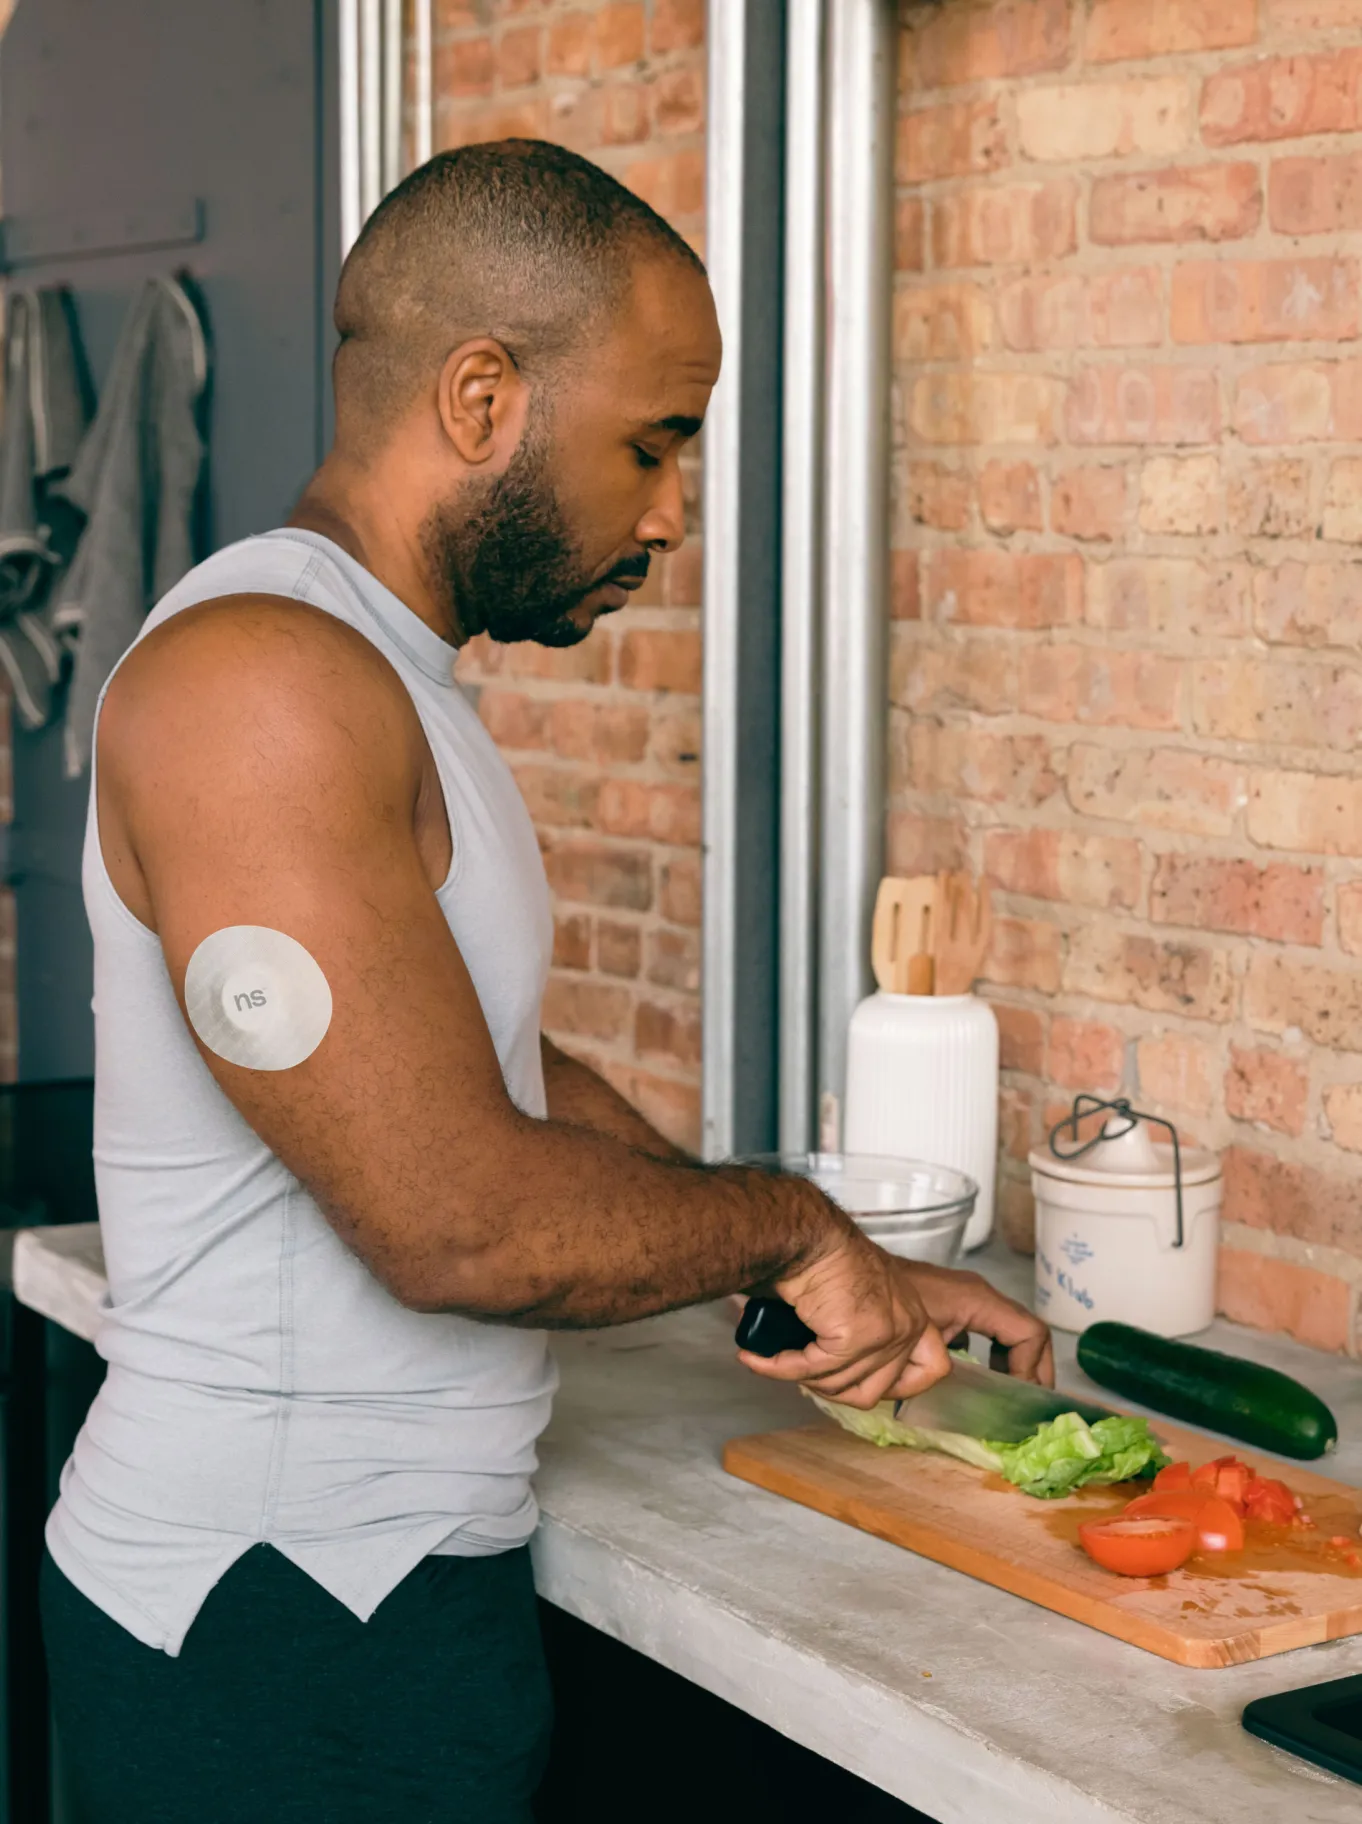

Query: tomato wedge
left=1124, top=1490, right=1245, bottom=1553
left=1244, top=1477, right=1297, bottom=1524
left=1079, top=1515, right=1197, bottom=1578
left=1215, top=1461, right=1252, bottom=1512
left=1154, top=1461, right=1191, bottom=1492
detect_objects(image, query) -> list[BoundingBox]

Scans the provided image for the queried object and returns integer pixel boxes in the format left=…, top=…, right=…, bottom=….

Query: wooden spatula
left=906, top=903, right=935, bottom=996
left=871, top=876, right=937, bottom=995
left=933, top=871, right=993, bottom=997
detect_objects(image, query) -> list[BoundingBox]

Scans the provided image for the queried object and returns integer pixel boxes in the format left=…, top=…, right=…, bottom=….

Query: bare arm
left=98, top=600, right=1044, bottom=1406
left=540, top=1035, right=689, bottom=1162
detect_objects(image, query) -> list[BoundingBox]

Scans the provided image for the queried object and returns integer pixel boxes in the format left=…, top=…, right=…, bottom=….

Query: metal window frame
left=778, top=0, right=825, bottom=1156
left=339, top=0, right=433, bottom=264
left=414, top=0, right=433, bottom=166
left=701, top=0, right=786, bottom=1161
left=338, top=0, right=362, bottom=257
left=815, top=0, right=894, bottom=1146
left=704, top=0, right=894, bottom=1159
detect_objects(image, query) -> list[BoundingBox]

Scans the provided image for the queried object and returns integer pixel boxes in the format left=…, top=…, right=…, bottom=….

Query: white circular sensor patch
left=184, top=926, right=332, bottom=1070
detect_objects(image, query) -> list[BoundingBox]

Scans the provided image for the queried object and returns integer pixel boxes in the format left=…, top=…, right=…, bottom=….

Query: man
left=41, top=142, right=1051, bottom=1822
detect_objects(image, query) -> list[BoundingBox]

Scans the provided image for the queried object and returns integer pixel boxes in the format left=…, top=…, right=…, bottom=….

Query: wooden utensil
left=871, top=876, right=937, bottom=996
left=725, top=1419, right=1362, bottom=1668
left=933, top=870, right=993, bottom=997
left=905, top=903, right=935, bottom=996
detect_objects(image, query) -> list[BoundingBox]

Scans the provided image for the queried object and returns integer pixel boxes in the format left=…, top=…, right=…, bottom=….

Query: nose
left=634, top=456, right=686, bottom=555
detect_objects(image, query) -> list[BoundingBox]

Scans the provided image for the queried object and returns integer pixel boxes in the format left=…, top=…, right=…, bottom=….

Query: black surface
left=535, top=1602, right=937, bottom=1824
left=5, top=1301, right=50, bottom=1824
left=0, top=1080, right=102, bottom=1824
left=1244, top=1673, right=1362, bottom=1787
left=0, top=1080, right=96, bottom=1231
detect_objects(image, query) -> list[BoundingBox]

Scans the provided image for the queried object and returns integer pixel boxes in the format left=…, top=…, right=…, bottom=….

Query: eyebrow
left=647, top=413, right=704, bottom=438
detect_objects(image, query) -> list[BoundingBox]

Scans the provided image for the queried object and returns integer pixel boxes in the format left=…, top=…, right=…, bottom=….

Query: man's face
left=426, top=255, right=721, bottom=648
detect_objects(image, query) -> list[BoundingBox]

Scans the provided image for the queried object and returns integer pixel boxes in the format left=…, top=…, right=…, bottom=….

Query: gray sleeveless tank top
left=46, top=530, right=557, bottom=1655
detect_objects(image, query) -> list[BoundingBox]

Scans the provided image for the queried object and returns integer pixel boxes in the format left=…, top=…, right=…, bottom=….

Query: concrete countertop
left=14, top=1224, right=1362, bottom=1821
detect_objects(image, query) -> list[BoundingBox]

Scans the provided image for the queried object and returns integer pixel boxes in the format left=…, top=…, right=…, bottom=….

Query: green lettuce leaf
left=805, top=1392, right=1167, bottom=1500
left=991, top=1412, right=1168, bottom=1499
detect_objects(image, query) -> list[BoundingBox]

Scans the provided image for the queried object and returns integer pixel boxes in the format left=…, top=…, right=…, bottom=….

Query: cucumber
left=1076, top=1321, right=1338, bottom=1461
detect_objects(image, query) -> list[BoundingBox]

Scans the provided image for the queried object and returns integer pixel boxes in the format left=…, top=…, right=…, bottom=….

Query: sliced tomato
left=1154, top=1461, right=1192, bottom=1492
left=1243, top=1476, right=1296, bottom=1525
left=1179, top=1455, right=1257, bottom=1515
left=1124, top=1490, right=1245, bottom=1553
left=1214, top=1461, right=1252, bottom=1512
left=1079, top=1514, right=1197, bottom=1578
left=1190, top=1495, right=1247, bottom=1555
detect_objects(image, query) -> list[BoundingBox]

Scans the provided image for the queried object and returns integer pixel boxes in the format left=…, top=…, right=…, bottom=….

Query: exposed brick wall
left=431, top=0, right=706, bottom=1148
left=893, top=0, right=1362, bottom=1352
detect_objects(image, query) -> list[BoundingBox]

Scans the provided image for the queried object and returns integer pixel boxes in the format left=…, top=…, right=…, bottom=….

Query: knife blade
left=895, top=1356, right=1121, bottom=1444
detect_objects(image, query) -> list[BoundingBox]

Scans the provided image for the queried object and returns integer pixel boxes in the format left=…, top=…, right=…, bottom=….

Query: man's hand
left=907, top=1263, right=1054, bottom=1386
left=735, top=1249, right=1053, bottom=1410
left=736, top=1234, right=952, bottom=1410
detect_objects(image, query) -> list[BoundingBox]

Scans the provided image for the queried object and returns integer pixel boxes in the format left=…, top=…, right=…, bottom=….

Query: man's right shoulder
left=117, top=592, right=392, bottom=694
left=99, top=594, right=425, bottom=802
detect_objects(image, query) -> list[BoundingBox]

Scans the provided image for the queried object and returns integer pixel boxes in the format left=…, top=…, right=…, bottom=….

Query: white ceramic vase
left=844, top=992, right=999, bottom=1252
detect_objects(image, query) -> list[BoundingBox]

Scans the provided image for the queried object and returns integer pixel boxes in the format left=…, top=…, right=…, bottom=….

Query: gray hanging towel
left=50, top=274, right=208, bottom=777
left=0, top=288, right=89, bottom=730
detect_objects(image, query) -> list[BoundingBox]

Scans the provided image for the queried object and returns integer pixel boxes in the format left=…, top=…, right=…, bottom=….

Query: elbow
left=327, top=1127, right=551, bottom=1316
left=372, top=1242, right=476, bottom=1316
left=370, top=1231, right=540, bottom=1322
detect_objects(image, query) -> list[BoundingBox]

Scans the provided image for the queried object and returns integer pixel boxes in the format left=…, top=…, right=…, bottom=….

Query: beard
left=422, top=427, right=648, bottom=649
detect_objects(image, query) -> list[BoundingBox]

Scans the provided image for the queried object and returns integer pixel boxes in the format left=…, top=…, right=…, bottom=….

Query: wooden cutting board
left=724, top=1420, right=1362, bottom=1667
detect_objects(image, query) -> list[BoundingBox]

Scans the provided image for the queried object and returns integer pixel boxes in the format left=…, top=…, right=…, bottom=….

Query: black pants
left=40, top=1544, right=553, bottom=1824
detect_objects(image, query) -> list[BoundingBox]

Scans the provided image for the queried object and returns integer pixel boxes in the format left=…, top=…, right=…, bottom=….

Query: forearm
left=311, top=1107, right=850, bottom=1328
left=540, top=1034, right=689, bottom=1161
left=466, top=1123, right=846, bottom=1326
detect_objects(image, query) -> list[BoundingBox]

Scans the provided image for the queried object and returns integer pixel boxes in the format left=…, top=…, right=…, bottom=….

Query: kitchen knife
left=894, top=1356, right=1121, bottom=1444
left=734, top=1298, right=1121, bottom=1444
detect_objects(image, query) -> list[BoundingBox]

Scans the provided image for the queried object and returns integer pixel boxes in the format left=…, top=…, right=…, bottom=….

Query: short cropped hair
left=333, top=139, right=705, bottom=438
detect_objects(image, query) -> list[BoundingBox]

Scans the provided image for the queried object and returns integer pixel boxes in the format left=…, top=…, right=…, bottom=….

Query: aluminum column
left=816, top=0, right=894, bottom=1146
left=381, top=0, right=403, bottom=195
left=359, top=0, right=383, bottom=221
left=414, top=0, right=434, bottom=166
left=701, top=0, right=785, bottom=1160
left=777, top=0, right=825, bottom=1155
left=338, top=0, right=362, bottom=258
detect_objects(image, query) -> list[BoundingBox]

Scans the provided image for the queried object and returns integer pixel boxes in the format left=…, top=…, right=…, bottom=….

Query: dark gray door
left=2, top=0, right=341, bottom=1082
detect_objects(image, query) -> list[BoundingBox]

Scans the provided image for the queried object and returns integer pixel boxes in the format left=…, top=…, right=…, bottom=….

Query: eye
left=633, top=445, right=661, bottom=470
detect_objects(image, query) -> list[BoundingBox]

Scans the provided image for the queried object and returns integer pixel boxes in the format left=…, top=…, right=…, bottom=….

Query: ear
left=435, top=338, right=529, bottom=467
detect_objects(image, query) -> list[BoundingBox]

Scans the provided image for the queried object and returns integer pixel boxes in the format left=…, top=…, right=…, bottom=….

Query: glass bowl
left=736, top=1152, right=977, bottom=1266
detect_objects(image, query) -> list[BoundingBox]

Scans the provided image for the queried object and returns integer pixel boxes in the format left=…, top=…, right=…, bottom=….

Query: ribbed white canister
left=843, top=993, right=999, bottom=1251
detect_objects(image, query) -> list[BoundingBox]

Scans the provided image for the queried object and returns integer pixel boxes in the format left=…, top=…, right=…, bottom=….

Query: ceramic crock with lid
left=1030, top=1096, right=1221, bottom=1338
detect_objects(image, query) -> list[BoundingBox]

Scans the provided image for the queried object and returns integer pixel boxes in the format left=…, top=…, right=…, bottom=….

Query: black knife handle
left=735, top=1296, right=816, bottom=1357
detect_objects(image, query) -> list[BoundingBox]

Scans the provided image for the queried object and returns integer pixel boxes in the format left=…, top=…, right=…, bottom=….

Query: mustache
left=595, top=553, right=651, bottom=588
